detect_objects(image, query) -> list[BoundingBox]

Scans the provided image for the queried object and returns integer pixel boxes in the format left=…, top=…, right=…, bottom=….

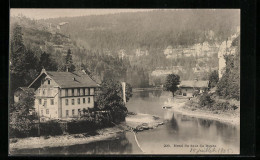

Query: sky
left=10, top=9, right=157, bottom=20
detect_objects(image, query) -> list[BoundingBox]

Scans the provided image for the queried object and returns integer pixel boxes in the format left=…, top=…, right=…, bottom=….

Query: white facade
left=33, top=75, right=96, bottom=119
left=61, top=96, right=94, bottom=118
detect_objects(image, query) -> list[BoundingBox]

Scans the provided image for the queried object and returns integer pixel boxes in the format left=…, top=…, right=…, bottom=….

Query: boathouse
left=178, top=80, right=209, bottom=97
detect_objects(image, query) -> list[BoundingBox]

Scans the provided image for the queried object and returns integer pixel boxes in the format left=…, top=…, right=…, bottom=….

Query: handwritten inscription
left=163, top=144, right=233, bottom=154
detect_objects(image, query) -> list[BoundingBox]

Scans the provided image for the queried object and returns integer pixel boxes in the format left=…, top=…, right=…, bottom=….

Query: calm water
left=11, top=90, right=240, bottom=155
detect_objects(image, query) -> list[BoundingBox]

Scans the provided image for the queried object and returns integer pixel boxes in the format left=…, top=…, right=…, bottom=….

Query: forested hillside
left=10, top=10, right=239, bottom=90
left=43, top=10, right=239, bottom=52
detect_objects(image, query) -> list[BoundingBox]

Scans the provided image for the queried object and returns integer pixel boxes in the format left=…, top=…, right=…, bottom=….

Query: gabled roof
left=28, top=69, right=99, bottom=88
left=15, top=87, right=34, bottom=92
left=179, top=80, right=209, bottom=88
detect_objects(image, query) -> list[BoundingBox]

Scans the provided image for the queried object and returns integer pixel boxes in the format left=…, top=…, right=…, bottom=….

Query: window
left=72, top=89, right=74, bottom=96
left=88, top=88, right=90, bottom=95
left=39, top=99, right=42, bottom=104
left=43, top=89, right=45, bottom=95
left=72, top=109, right=75, bottom=115
left=38, top=89, right=41, bottom=94
left=72, top=99, right=74, bottom=105
left=78, top=98, right=80, bottom=104
left=78, top=109, right=81, bottom=115
left=77, top=89, right=80, bottom=96
left=44, top=99, right=47, bottom=107
left=83, top=98, right=85, bottom=104
left=41, top=110, right=43, bottom=115
left=46, top=109, right=49, bottom=114
left=65, top=99, right=69, bottom=105
left=66, top=110, right=69, bottom=117
left=65, top=89, right=68, bottom=97
left=48, top=80, right=50, bottom=85
left=51, top=99, right=54, bottom=105
left=88, top=97, right=91, bottom=103
left=83, top=89, right=85, bottom=95
left=85, top=88, right=89, bottom=95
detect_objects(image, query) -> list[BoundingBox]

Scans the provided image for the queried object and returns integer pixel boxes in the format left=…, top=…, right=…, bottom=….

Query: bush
left=208, top=70, right=219, bottom=88
left=212, top=101, right=230, bottom=111
left=40, top=120, right=63, bottom=136
left=212, top=101, right=238, bottom=111
left=175, top=90, right=182, bottom=95
left=67, top=119, right=97, bottom=134
left=199, top=92, right=214, bottom=108
left=192, top=90, right=200, bottom=97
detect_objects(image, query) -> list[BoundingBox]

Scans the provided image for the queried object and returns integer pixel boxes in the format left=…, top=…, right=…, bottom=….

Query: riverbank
left=125, top=113, right=164, bottom=131
left=167, top=96, right=240, bottom=126
left=132, top=87, right=163, bottom=92
left=9, top=113, right=163, bottom=151
left=9, top=125, right=124, bottom=151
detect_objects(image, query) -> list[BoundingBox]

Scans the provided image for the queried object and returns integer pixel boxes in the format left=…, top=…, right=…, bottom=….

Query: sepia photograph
left=9, top=9, right=240, bottom=155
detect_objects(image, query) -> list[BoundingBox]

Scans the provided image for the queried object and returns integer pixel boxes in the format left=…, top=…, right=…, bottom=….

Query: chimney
left=41, top=67, right=46, bottom=74
left=121, top=82, right=126, bottom=105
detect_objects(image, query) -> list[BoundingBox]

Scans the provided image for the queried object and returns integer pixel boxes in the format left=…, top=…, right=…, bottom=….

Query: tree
left=10, top=24, right=39, bottom=94
left=65, top=49, right=75, bottom=72
left=10, top=24, right=25, bottom=73
left=10, top=24, right=26, bottom=93
left=164, top=74, right=181, bottom=97
left=39, top=52, right=58, bottom=71
left=208, top=70, right=219, bottom=88
left=96, top=79, right=132, bottom=123
left=9, top=89, right=37, bottom=137
left=216, top=43, right=240, bottom=100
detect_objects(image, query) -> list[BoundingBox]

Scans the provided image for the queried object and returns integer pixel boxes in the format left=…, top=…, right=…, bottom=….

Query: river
left=11, top=90, right=240, bottom=155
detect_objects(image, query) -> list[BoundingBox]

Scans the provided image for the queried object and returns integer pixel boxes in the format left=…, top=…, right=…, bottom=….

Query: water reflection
left=151, top=90, right=163, bottom=97
left=166, top=113, right=179, bottom=134
left=10, top=133, right=133, bottom=155
left=11, top=90, right=240, bottom=155
left=198, top=118, right=214, bottom=128
left=215, top=121, right=239, bottom=143
left=139, top=91, right=149, bottom=99
left=137, top=90, right=163, bottom=99
left=170, top=113, right=179, bottom=131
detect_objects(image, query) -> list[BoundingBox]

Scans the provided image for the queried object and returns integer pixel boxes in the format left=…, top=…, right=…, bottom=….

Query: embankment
left=167, top=97, right=240, bottom=126
left=9, top=113, right=164, bottom=151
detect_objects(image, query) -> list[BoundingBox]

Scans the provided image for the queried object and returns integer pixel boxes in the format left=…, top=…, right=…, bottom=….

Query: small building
left=118, top=49, right=127, bottom=59
left=136, top=48, right=149, bottom=57
left=178, top=80, right=209, bottom=97
left=14, top=87, right=34, bottom=103
left=28, top=69, right=100, bottom=120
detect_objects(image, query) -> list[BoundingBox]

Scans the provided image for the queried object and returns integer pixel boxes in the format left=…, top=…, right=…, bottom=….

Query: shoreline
left=9, top=126, right=124, bottom=151
left=167, top=97, right=240, bottom=126
left=132, top=87, right=163, bottom=92
left=9, top=113, right=164, bottom=151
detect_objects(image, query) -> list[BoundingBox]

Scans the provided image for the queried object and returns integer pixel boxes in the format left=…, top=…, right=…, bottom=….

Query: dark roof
left=46, top=71, right=99, bottom=88
left=179, top=80, right=209, bottom=88
left=15, top=87, right=34, bottom=92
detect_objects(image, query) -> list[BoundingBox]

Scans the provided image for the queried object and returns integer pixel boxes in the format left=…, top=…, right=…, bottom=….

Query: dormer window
left=48, top=80, right=50, bottom=85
